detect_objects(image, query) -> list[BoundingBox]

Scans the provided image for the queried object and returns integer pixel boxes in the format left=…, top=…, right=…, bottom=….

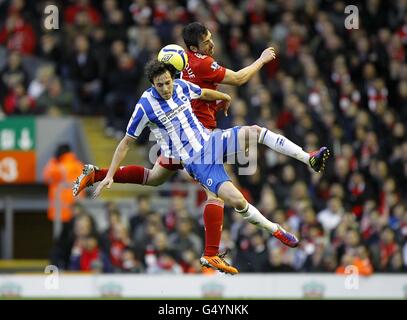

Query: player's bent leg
left=217, top=181, right=246, bottom=209
left=200, top=192, right=238, bottom=275
left=73, top=164, right=152, bottom=196
left=218, top=181, right=299, bottom=248
left=73, top=156, right=179, bottom=196
left=237, top=125, right=261, bottom=153
left=256, top=127, right=331, bottom=172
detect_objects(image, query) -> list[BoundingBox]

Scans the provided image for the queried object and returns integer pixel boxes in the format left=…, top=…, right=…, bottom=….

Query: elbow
left=120, top=137, right=131, bottom=151
left=200, top=90, right=211, bottom=101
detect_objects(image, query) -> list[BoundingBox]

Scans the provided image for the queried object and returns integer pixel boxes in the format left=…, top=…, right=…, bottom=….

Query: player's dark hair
left=145, top=59, right=177, bottom=84
left=182, top=22, right=209, bottom=50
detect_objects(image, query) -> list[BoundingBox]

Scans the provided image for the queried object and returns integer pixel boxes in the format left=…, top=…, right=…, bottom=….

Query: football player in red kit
left=73, top=23, right=330, bottom=274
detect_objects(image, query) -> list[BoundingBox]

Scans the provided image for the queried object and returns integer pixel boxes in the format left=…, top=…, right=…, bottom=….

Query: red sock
left=203, top=200, right=224, bottom=256
left=94, top=165, right=149, bottom=184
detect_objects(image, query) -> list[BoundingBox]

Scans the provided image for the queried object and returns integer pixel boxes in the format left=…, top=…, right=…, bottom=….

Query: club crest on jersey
left=211, top=61, right=220, bottom=71
left=180, top=95, right=188, bottom=103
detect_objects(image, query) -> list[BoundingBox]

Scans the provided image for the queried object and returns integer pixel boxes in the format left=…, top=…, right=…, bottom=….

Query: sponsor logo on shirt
left=194, top=53, right=207, bottom=59
left=211, top=61, right=220, bottom=71
left=157, top=104, right=188, bottom=123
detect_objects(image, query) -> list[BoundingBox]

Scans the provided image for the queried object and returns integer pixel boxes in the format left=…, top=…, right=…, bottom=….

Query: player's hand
left=93, top=177, right=114, bottom=198
left=217, top=100, right=231, bottom=116
left=260, top=47, right=276, bottom=64
left=219, top=94, right=231, bottom=116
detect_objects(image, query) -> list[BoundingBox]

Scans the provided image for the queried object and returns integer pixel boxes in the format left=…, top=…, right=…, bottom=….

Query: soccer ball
left=157, top=44, right=188, bottom=71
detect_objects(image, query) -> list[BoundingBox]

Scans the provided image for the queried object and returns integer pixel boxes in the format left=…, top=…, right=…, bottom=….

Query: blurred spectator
left=132, top=212, right=165, bottom=259
left=234, top=223, right=264, bottom=272
left=27, top=64, right=55, bottom=99
left=43, top=144, right=84, bottom=223
left=69, top=233, right=112, bottom=273
left=145, top=231, right=182, bottom=274
left=130, top=194, right=154, bottom=241
left=108, top=222, right=132, bottom=271
left=317, top=196, right=344, bottom=234
left=36, top=77, right=74, bottom=115
left=64, top=0, right=101, bottom=26
left=50, top=211, right=98, bottom=269
left=179, top=249, right=201, bottom=273
left=0, top=51, right=28, bottom=103
left=386, top=250, right=407, bottom=273
left=375, top=227, right=400, bottom=271
left=67, top=34, right=101, bottom=113
left=336, top=245, right=373, bottom=276
left=168, top=216, right=202, bottom=260
left=38, top=33, right=62, bottom=63
left=266, top=247, right=295, bottom=272
left=0, top=12, right=36, bottom=55
left=104, top=52, right=140, bottom=138
left=121, top=247, right=144, bottom=273
left=3, top=82, right=36, bottom=115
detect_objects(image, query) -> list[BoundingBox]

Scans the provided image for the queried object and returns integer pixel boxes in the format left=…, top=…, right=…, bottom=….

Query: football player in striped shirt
left=86, top=61, right=329, bottom=274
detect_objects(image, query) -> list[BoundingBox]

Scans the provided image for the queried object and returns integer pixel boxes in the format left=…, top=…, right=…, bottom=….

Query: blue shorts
left=184, top=126, right=241, bottom=195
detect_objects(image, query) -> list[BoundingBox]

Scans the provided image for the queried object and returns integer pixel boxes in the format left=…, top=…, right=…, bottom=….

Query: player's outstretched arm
left=93, top=135, right=134, bottom=197
left=199, top=88, right=231, bottom=116
left=222, top=47, right=276, bottom=86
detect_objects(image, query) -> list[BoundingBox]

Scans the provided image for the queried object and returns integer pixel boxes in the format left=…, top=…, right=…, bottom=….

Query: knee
left=240, top=125, right=261, bottom=142
left=234, top=196, right=247, bottom=211
left=249, top=125, right=262, bottom=139
left=224, top=193, right=246, bottom=210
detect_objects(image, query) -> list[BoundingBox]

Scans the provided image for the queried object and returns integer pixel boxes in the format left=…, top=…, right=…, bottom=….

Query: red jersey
left=181, top=50, right=226, bottom=129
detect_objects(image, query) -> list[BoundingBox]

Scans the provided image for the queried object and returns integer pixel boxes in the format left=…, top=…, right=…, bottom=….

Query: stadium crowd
left=1, top=0, right=407, bottom=273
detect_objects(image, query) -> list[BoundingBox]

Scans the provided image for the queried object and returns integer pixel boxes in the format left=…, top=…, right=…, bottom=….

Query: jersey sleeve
left=184, top=80, right=202, bottom=99
left=176, top=79, right=202, bottom=99
left=196, top=56, right=226, bottom=83
left=126, top=104, right=149, bottom=138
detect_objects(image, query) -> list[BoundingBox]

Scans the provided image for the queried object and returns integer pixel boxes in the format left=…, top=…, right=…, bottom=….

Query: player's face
left=198, top=31, right=214, bottom=56
left=153, top=71, right=174, bottom=100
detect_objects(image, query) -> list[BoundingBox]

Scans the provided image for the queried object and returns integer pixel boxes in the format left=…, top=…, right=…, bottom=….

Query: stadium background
left=0, top=0, right=406, bottom=299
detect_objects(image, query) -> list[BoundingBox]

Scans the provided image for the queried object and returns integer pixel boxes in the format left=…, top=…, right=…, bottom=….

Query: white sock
left=235, top=203, right=278, bottom=234
left=258, top=128, right=310, bottom=165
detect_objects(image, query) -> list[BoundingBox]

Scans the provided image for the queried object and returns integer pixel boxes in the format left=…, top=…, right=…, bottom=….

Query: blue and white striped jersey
left=126, top=79, right=211, bottom=161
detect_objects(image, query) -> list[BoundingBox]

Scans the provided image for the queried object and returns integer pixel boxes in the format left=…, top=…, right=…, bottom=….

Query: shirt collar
left=150, top=86, right=162, bottom=100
